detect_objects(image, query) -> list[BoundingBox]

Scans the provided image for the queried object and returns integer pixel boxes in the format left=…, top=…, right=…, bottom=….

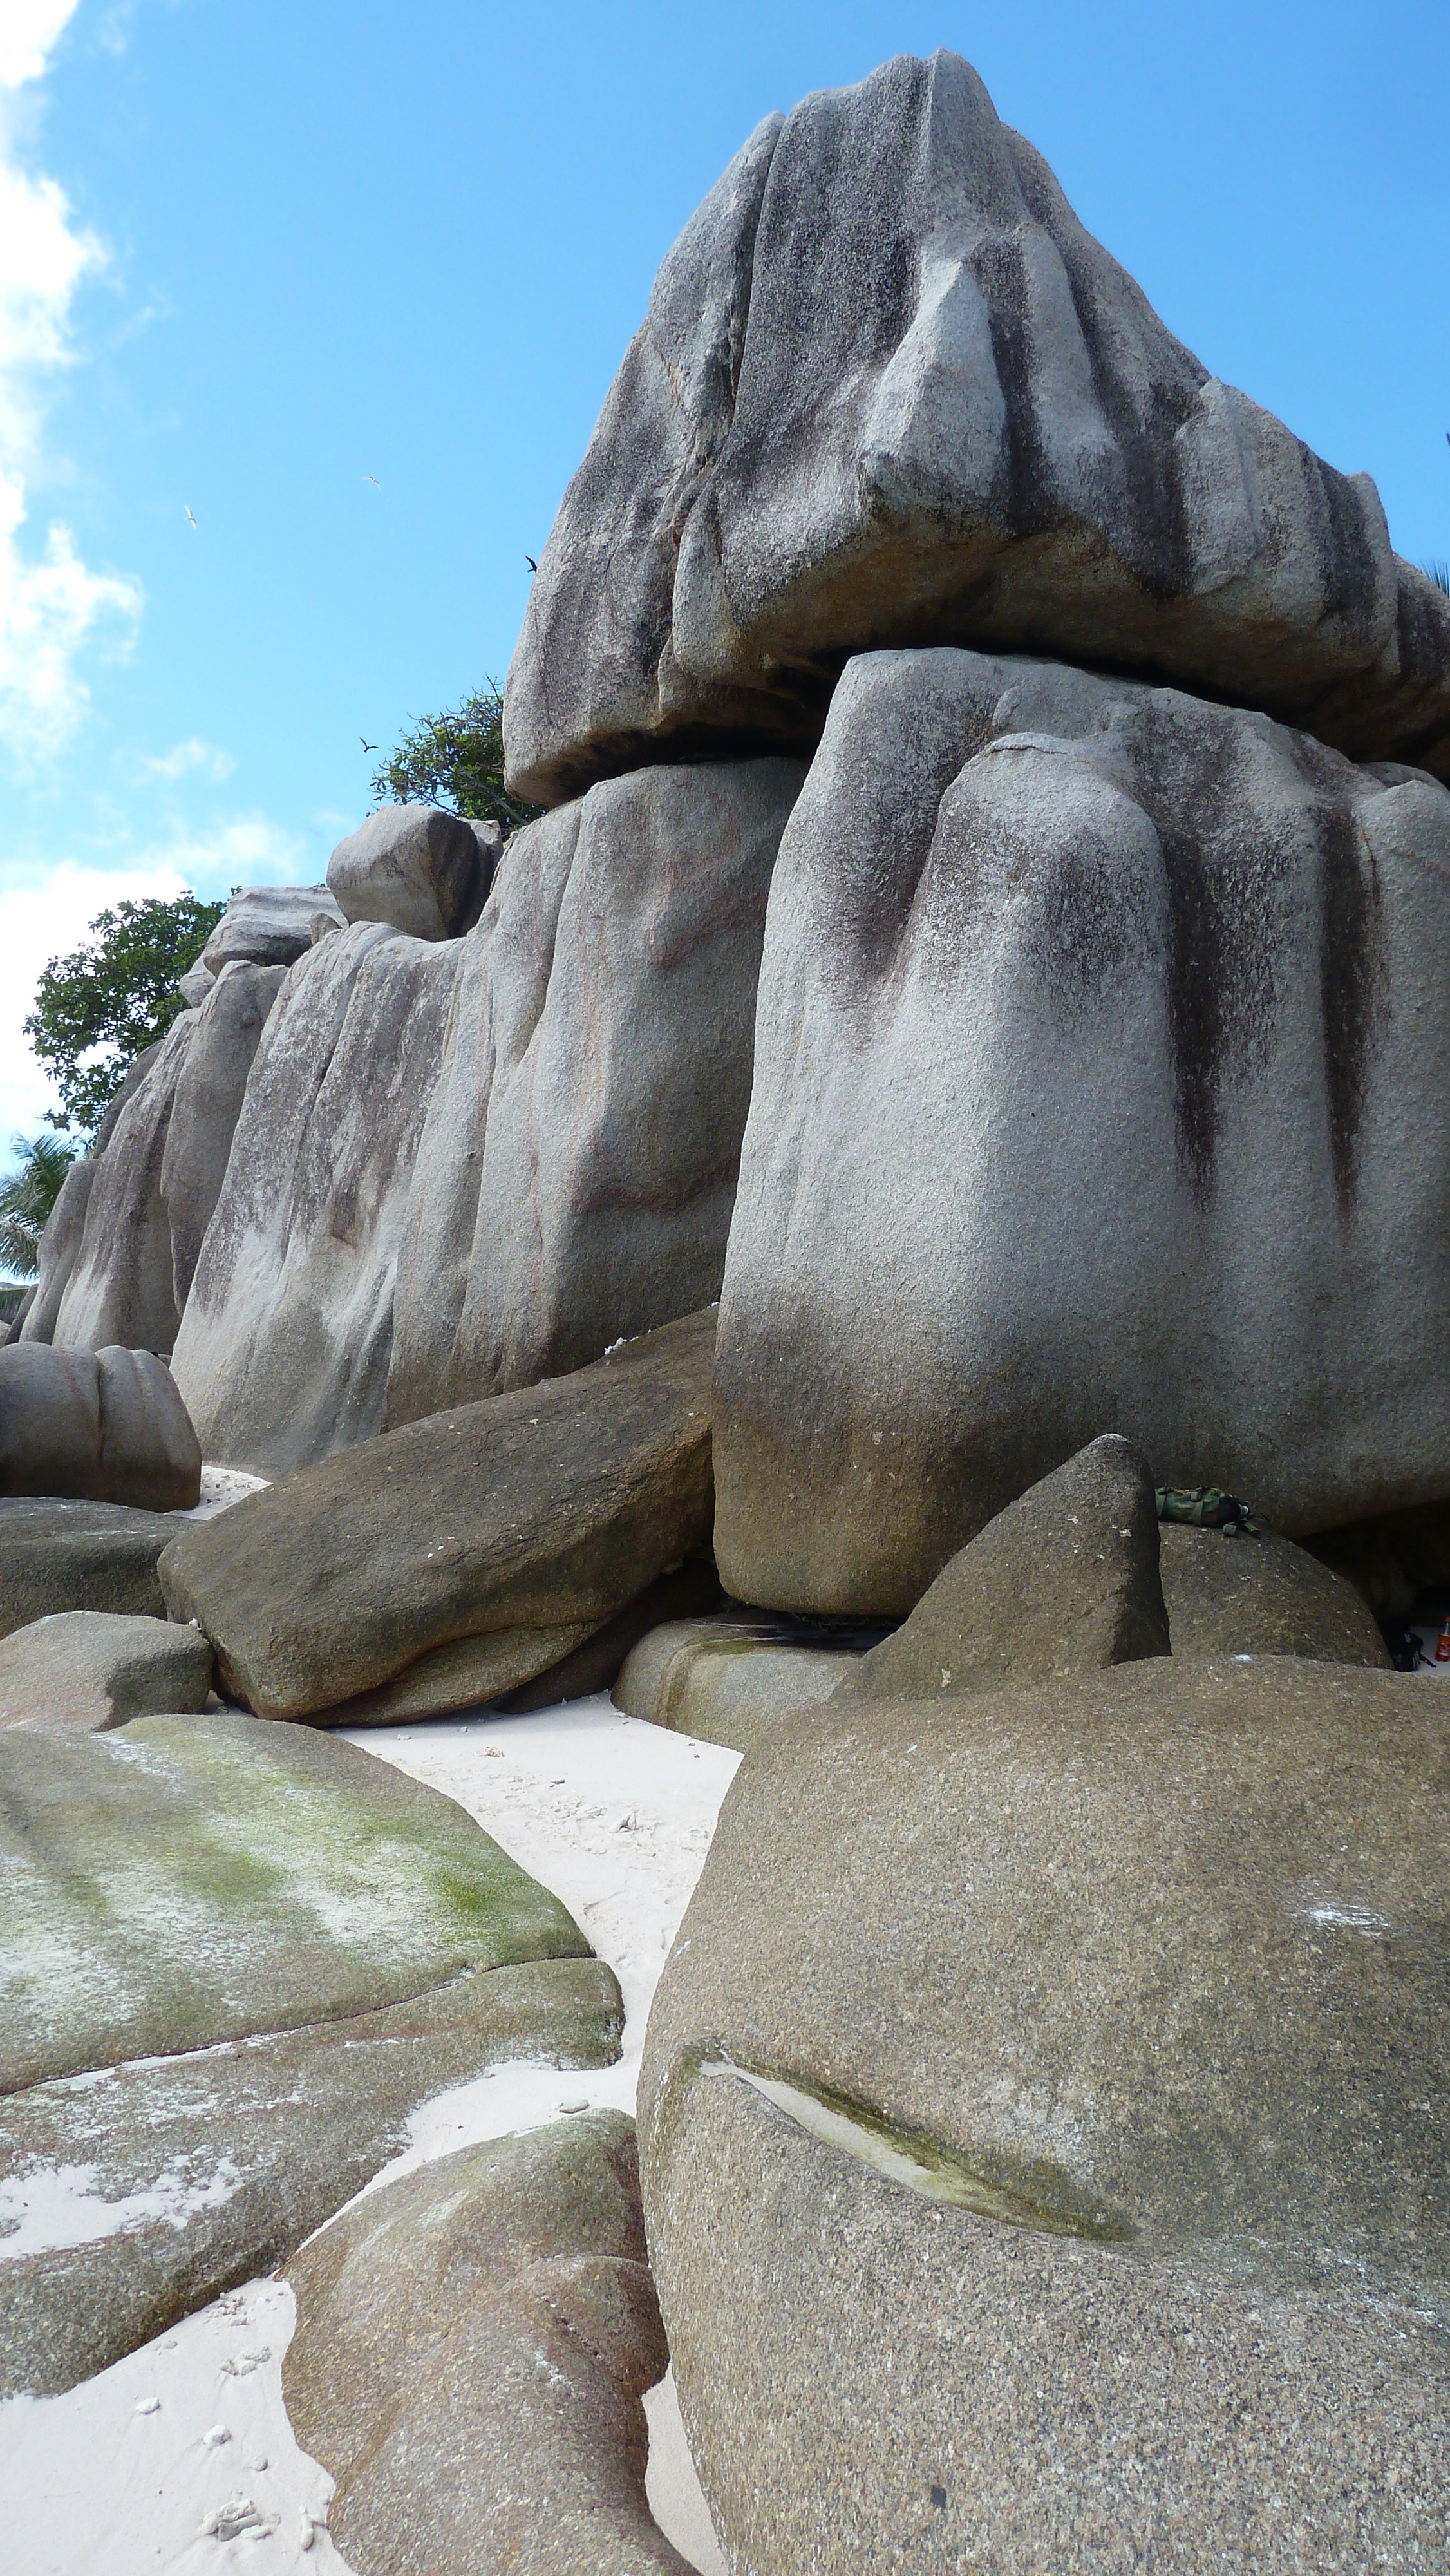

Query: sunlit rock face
left=711, top=647, right=1450, bottom=1615
left=506, top=49, right=1450, bottom=809
left=387, top=755, right=803, bottom=1425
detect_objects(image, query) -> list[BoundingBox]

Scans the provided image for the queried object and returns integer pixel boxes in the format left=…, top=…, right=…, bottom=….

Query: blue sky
left=1, top=0, right=1447, bottom=1139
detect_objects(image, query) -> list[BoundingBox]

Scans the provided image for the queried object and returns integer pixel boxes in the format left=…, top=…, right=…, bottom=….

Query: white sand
left=0, top=1696, right=737, bottom=2575
left=175, top=1464, right=272, bottom=1522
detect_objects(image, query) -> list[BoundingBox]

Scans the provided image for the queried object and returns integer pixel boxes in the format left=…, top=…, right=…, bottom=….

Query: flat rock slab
left=639, top=1657, right=1450, bottom=2570
left=0, top=1710, right=595, bottom=2094
left=285, top=2111, right=693, bottom=2576
left=160, top=1307, right=716, bottom=1721
left=614, top=1617, right=865, bottom=1752
left=1160, top=1522, right=1393, bottom=1665
left=0, top=1497, right=194, bottom=1639
left=0, top=1609, right=212, bottom=1730
left=0, top=1956, right=618, bottom=2400
left=836, top=1434, right=1169, bottom=1703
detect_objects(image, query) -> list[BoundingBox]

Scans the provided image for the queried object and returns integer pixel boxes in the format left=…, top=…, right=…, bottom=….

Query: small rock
left=0, top=1609, right=212, bottom=1733
left=835, top=1434, right=1169, bottom=1705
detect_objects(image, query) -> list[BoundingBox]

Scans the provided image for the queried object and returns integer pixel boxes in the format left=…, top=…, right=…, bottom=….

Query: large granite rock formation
left=44, top=960, right=286, bottom=1358
left=284, top=2112, right=693, bottom=2576
left=49, top=1011, right=200, bottom=1353
left=388, top=757, right=802, bottom=1423
left=639, top=1658, right=1450, bottom=2570
left=0, top=1343, right=201, bottom=1511
left=19, top=1158, right=94, bottom=1345
left=0, top=1710, right=619, bottom=2396
left=506, top=49, right=1450, bottom=807
left=21, top=1040, right=166, bottom=1347
left=171, top=921, right=461, bottom=1472
left=326, top=801, right=494, bottom=940
left=160, top=1308, right=716, bottom=1721
left=160, top=960, right=287, bottom=1311
left=713, top=646, right=1450, bottom=1613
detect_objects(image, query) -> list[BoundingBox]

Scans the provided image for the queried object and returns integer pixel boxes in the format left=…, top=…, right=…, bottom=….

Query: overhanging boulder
left=507, top=50, right=1450, bottom=806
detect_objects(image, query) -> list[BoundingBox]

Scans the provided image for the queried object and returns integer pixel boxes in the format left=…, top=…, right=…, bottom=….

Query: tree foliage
left=0, top=1130, right=77, bottom=1277
left=369, top=683, right=543, bottom=833
left=24, top=892, right=225, bottom=1139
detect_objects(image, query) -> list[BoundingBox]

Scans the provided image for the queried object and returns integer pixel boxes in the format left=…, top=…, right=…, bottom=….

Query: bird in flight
left=361, top=737, right=378, bottom=755
left=363, top=475, right=381, bottom=488
left=525, top=554, right=537, bottom=572
left=184, top=504, right=198, bottom=529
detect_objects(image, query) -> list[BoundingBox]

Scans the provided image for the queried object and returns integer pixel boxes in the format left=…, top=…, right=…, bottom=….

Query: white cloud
left=0, top=469, right=141, bottom=759
left=138, top=737, right=236, bottom=784
left=0, top=2, right=143, bottom=762
left=0, top=4, right=80, bottom=93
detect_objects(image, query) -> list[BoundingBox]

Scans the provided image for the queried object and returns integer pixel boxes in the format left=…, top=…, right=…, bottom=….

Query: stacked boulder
left=10, top=46, right=1450, bottom=2569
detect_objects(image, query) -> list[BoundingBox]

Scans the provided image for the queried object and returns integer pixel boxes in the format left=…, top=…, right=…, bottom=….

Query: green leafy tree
left=0, top=1131, right=77, bottom=1276
left=369, top=682, right=543, bottom=832
left=24, top=891, right=225, bottom=1139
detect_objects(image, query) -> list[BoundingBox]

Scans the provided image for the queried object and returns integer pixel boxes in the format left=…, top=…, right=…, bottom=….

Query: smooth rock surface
left=1, top=1709, right=594, bottom=2090
left=640, top=1658, right=1450, bottom=2571
left=161, top=1308, right=716, bottom=1720
left=326, top=801, right=490, bottom=940
left=160, top=959, right=287, bottom=1311
left=50, top=1014, right=199, bottom=1353
left=388, top=757, right=802, bottom=1423
left=171, top=922, right=461, bottom=1472
left=0, top=1343, right=202, bottom=1511
left=507, top=49, right=1450, bottom=807
left=614, top=1616, right=863, bottom=1751
left=285, top=2112, right=693, bottom=2576
left=0, top=1709, right=617, bottom=2393
left=0, top=1497, right=194, bottom=1638
left=1160, top=1522, right=1392, bottom=1665
left=200, top=884, right=344, bottom=974
left=21, top=1040, right=167, bottom=1347
left=0, top=1608, right=211, bottom=1730
left=17, top=1159, right=93, bottom=1347
left=714, top=647, right=1450, bottom=1613
left=836, top=1435, right=1168, bottom=1702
